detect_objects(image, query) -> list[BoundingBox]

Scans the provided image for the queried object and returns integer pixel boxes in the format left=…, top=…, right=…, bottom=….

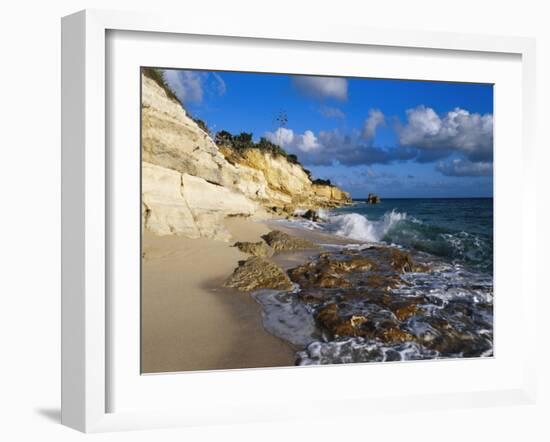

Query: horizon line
left=352, top=196, right=494, bottom=200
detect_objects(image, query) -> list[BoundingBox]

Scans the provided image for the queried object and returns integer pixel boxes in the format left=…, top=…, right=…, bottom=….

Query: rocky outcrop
left=220, top=147, right=351, bottom=209
left=142, top=162, right=257, bottom=240
left=224, top=257, right=293, bottom=291
left=233, top=241, right=274, bottom=258
left=366, top=193, right=381, bottom=204
left=141, top=72, right=351, bottom=240
left=261, top=230, right=320, bottom=252
left=288, top=253, right=375, bottom=289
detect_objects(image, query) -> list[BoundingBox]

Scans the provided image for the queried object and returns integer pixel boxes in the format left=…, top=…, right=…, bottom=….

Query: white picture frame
left=61, top=9, right=538, bottom=433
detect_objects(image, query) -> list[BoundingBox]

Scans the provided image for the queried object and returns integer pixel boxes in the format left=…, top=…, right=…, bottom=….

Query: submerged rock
left=314, top=303, right=414, bottom=343
left=224, top=257, right=293, bottom=292
left=386, top=248, right=428, bottom=273
left=261, top=230, right=320, bottom=252
left=315, top=304, right=357, bottom=337
left=233, top=241, right=273, bottom=257
left=288, top=253, right=376, bottom=289
left=302, top=209, right=320, bottom=222
left=364, top=274, right=404, bottom=291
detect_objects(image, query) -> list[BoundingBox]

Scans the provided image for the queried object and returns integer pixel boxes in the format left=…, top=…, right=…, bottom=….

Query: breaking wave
left=314, top=209, right=492, bottom=273
left=327, top=210, right=407, bottom=242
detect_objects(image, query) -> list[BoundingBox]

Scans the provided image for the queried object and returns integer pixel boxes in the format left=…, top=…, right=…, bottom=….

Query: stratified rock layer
left=141, top=73, right=351, bottom=240
left=142, top=162, right=257, bottom=241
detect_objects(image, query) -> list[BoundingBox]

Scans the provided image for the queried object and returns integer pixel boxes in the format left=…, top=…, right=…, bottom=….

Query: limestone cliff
left=141, top=71, right=350, bottom=240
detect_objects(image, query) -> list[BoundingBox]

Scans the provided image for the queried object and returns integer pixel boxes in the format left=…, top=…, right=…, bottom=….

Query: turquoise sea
left=254, top=198, right=494, bottom=365
left=332, top=198, right=493, bottom=274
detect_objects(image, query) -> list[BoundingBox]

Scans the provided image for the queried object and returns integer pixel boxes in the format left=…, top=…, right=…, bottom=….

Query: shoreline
left=141, top=214, right=356, bottom=373
left=142, top=207, right=493, bottom=372
left=141, top=217, right=309, bottom=374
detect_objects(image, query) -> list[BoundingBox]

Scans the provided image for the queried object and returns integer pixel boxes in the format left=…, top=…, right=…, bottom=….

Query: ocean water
left=253, top=198, right=494, bottom=366
left=330, top=198, right=493, bottom=275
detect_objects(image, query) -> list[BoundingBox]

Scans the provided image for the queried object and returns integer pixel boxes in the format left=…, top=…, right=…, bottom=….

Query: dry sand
left=141, top=218, right=296, bottom=374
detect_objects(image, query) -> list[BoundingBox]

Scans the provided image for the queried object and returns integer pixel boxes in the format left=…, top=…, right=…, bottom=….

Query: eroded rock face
left=141, top=162, right=200, bottom=237
left=142, top=76, right=236, bottom=187
left=142, top=162, right=258, bottom=240
left=261, top=230, right=321, bottom=252
left=233, top=241, right=274, bottom=257
left=141, top=73, right=351, bottom=239
left=224, top=257, right=293, bottom=292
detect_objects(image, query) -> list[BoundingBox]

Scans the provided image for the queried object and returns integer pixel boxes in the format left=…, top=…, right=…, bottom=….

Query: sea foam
left=328, top=209, right=407, bottom=242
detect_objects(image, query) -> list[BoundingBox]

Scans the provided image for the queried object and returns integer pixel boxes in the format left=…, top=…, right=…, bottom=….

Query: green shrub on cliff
left=312, top=178, right=332, bottom=186
left=142, top=67, right=180, bottom=104
left=215, top=130, right=300, bottom=165
left=192, top=117, right=209, bottom=133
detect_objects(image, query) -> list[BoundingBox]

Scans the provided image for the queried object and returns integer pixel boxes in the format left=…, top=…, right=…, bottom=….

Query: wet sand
left=141, top=218, right=298, bottom=373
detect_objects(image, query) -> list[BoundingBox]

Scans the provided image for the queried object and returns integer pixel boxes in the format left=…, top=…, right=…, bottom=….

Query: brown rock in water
left=364, top=274, right=404, bottom=291
left=288, top=254, right=376, bottom=290
left=261, top=230, right=320, bottom=252
left=224, top=257, right=293, bottom=292
left=387, top=301, right=421, bottom=321
left=366, top=193, right=381, bottom=204
left=316, top=274, right=353, bottom=288
left=288, top=261, right=350, bottom=289
left=315, top=304, right=357, bottom=337
left=315, top=302, right=417, bottom=343
left=302, top=209, right=320, bottom=222
left=233, top=241, right=273, bottom=257
left=320, top=255, right=376, bottom=273
left=376, top=326, right=414, bottom=343
left=384, top=248, right=428, bottom=273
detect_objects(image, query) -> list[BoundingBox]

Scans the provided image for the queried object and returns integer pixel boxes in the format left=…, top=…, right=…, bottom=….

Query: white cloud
left=266, top=127, right=295, bottom=146
left=162, top=70, right=227, bottom=104
left=163, top=70, right=205, bottom=103
left=362, top=109, right=385, bottom=140
left=319, top=105, right=345, bottom=119
left=397, top=106, right=493, bottom=162
left=211, top=72, right=227, bottom=96
left=436, top=159, right=493, bottom=177
left=265, top=128, right=322, bottom=153
left=297, top=130, right=322, bottom=152
left=292, top=75, right=348, bottom=101
left=265, top=127, right=414, bottom=167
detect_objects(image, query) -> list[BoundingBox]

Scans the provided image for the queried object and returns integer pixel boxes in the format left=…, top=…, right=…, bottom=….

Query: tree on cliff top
left=215, top=130, right=300, bottom=165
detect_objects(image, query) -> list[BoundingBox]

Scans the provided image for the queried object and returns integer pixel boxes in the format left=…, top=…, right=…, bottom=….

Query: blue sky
left=162, top=69, right=493, bottom=198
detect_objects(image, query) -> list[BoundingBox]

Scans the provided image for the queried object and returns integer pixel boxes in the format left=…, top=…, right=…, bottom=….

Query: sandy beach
left=141, top=217, right=298, bottom=373
left=138, top=68, right=494, bottom=372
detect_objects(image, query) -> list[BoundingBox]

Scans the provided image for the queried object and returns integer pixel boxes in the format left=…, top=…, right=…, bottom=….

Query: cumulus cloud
left=397, top=106, right=493, bottom=162
left=265, top=128, right=322, bottom=154
left=319, top=105, right=345, bottom=119
left=297, top=130, right=323, bottom=152
left=436, top=159, right=493, bottom=177
left=292, top=75, right=348, bottom=101
left=265, top=126, right=415, bottom=167
left=362, top=109, right=385, bottom=140
left=163, top=69, right=226, bottom=104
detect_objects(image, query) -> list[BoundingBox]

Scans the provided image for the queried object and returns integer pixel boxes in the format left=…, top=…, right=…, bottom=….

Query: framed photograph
left=61, top=9, right=538, bottom=432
